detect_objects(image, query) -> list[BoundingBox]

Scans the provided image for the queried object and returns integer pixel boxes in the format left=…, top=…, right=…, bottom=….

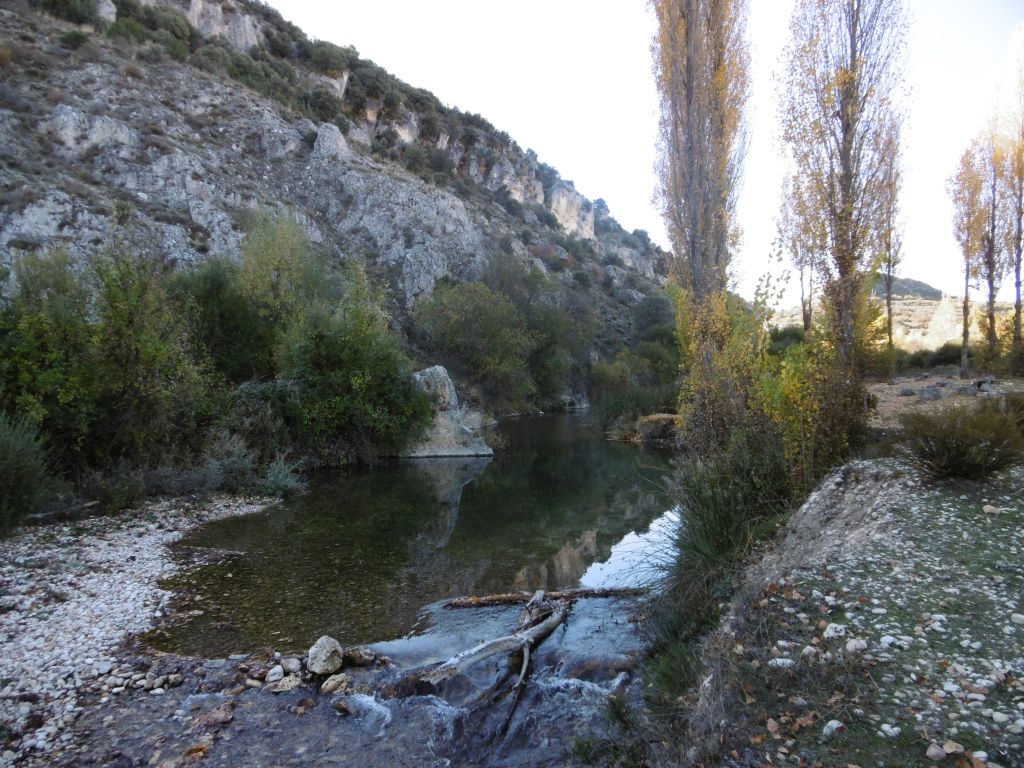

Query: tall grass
left=647, top=425, right=791, bottom=713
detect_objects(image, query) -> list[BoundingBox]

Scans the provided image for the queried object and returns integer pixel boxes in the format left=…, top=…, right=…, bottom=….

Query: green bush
left=277, top=265, right=430, bottom=464
left=416, top=281, right=538, bottom=406
left=901, top=404, right=1024, bottom=480
left=0, top=250, right=96, bottom=469
left=0, top=413, right=60, bottom=533
left=107, top=17, right=147, bottom=44
left=173, top=257, right=278, bottom=384
left=37, top=0, right=95, bottom=24
left=59, top=29, right=89, bottom=50
left=88, top=246, right=216, bottom=466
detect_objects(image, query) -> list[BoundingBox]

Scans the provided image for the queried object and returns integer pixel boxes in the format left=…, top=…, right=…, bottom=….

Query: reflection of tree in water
left=154, top=416, right=672, bottom=658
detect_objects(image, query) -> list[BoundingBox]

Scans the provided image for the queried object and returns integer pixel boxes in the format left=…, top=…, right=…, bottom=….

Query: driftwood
left=421, top=591, right=566, bottom=685
left=443, top=586, right=646, bottom=609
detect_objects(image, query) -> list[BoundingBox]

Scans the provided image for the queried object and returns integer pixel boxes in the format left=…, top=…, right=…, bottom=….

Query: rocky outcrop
left=140, top=0, right=264, bottom=52
left=547, top=181, right=595, bottom=239
left=401, top=366, right=493, bottom=458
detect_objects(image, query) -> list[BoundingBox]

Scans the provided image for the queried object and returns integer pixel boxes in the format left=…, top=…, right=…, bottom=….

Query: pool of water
left=148, top=415, right=676, bottom=657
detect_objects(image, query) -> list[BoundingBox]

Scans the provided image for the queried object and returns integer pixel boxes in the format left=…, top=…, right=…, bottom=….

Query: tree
left=975, top=127, right=1009, bottom=363
left=780, top=0, right=907, bottom=370
left=651, top=0, right=750, bottom=450
left=652, top=0, right=749, bottom=300
left=948, top=147, right=985, bottom=379
left=875, top=113, right=903, bottom=379
left=779, top=172, right=826, bottom=332
left=1002, top=53, right=1024, bottom=370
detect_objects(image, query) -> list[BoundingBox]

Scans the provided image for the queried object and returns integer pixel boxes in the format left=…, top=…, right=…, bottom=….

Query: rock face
left=774, top=291, right=1015, bottom=352
left=139, top=0, right=264, bottom=51
left=401, top=366, right=493, bottom=458
left=0, top=3, right=668, bottom=374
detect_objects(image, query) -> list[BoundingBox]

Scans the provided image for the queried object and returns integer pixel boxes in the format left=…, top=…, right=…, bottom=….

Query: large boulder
left=307, top=635, right=344, bottom=675
left=401, top=366, right=492, bottom=458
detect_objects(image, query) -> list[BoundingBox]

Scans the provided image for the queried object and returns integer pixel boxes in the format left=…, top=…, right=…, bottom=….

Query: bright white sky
left=267, top=0, right=1024, bottom=302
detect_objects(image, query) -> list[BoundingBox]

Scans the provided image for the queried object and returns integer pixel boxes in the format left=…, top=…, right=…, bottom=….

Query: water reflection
left=149, top=415, right=672, bottom=657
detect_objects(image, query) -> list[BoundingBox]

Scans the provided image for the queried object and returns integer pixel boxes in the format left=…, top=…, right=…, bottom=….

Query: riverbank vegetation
left=0, top=212, right=429, bottom=533
left=415, top=257, right=595, bottom=411
left=644, top=0, right=910, bottom=752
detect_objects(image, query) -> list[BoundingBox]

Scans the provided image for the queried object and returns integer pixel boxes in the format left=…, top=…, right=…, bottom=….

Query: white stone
left=845, top=638, right=868, bottom=655
left=822, top=720, right=844, bottom=739
left=307, top=636, right=345, bottom=675
left=768, top=658, right=795, bottom=669
left=823, top=623, right=847, bottom=640
left=264, top=665, right=284, bottom=684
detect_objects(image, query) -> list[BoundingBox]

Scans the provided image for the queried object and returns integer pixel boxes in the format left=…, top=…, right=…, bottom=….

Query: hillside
left=774, top=281, right=1016, bottom=352
left=0, top=0, right=667, bottom=399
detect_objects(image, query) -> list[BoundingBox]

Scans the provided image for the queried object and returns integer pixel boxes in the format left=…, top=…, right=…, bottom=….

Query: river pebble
left=0, top=496, right=271, bottom=765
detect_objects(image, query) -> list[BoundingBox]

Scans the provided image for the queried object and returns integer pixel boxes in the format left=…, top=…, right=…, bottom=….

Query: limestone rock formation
left=401, top=366, right=493, bottom=459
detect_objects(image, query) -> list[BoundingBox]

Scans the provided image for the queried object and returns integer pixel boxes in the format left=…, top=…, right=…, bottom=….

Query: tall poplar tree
left=780, top=0, right=907, bottom=371
left=949, top=147, right=985, bottom=379
left=651, top=0, right=750, bottom=447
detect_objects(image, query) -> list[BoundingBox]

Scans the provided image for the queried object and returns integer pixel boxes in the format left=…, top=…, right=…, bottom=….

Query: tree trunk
left=961, top=266, right=971, bottom=379
left=885, top=267, right=895, bottom=380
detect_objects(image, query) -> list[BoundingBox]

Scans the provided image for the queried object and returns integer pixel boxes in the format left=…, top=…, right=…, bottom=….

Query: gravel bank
left=0, top=496, right=272, bottom=765
left=687, top=461, right=1024, bottom=767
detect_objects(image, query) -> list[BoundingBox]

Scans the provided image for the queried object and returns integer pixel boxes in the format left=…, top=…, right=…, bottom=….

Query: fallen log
left=421, top=598, right=566, bottom=685
left=443, top=586, right=646, bottom=609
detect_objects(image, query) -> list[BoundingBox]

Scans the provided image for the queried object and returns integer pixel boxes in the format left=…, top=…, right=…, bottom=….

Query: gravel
left=719, top=460, right=1024, bottom=766
left=0, top=496, right=272, bottom=765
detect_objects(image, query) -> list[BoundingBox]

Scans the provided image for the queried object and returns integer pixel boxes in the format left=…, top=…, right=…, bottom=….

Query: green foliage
left=87, top=245, right=215, bottom=466
left=416, top=282, right=537, bottom=406
left=107, top=17, right=146, bottom=44
left=277, top=264, right=430, bottom=464
left=900, top=404, right=1024, bottom=480
left=0, top=413, right=60, bottom=533
left=36, top=0, right=95, bottom=24
left=653, top=425, right=790, bottom=665
left=0, top=250, right=96, bottom=468
left=59, top=29, right=89, bottom=50
left=756, top=337, right=865, bottom=494
left=0, top=216, right=426, bottom=508
left=417, top=256, right=595, bottom=409
left=172, top=257, right=277, bottom=384
left=768, top=324, right=805, bottom=356
left=301, top=86, right=342, bottom=123
left=308, top=40, right=357, bottom=77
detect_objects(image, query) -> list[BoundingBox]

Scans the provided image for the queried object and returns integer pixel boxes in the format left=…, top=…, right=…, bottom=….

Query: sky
left=266, top=0, right=1024, bottom=302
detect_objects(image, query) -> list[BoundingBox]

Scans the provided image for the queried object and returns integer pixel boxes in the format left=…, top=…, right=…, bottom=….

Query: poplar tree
left=948, top=147, right=985, bottom=379
left=780, top=0, right=907, bottom=371
left=651, top=0, right=750, bottom=447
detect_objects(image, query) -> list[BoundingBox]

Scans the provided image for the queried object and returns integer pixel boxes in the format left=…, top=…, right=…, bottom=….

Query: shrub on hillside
left=900, top=404, right=1024, bottom=480
left=36, top=0, right=95, bottom=24
left=59, top=29, right=89, bottom=50
left=0, top=413, right=60, bottom=534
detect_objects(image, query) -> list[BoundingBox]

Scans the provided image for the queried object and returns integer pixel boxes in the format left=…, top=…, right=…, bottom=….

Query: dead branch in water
left=443, top=586, right=646, bottom=609
left=421, top=591, right=566, bottom=685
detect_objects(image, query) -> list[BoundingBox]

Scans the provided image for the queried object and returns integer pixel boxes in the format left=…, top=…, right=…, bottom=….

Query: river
left=149, top=414, right=676, bottom=658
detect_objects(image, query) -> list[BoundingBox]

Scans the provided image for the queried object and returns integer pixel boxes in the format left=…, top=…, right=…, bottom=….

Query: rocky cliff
left=0, top=0, right=666, bottom=349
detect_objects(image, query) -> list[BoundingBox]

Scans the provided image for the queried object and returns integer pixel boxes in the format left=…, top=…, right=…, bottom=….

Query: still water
left=149, top=415, right=675, bottom=657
